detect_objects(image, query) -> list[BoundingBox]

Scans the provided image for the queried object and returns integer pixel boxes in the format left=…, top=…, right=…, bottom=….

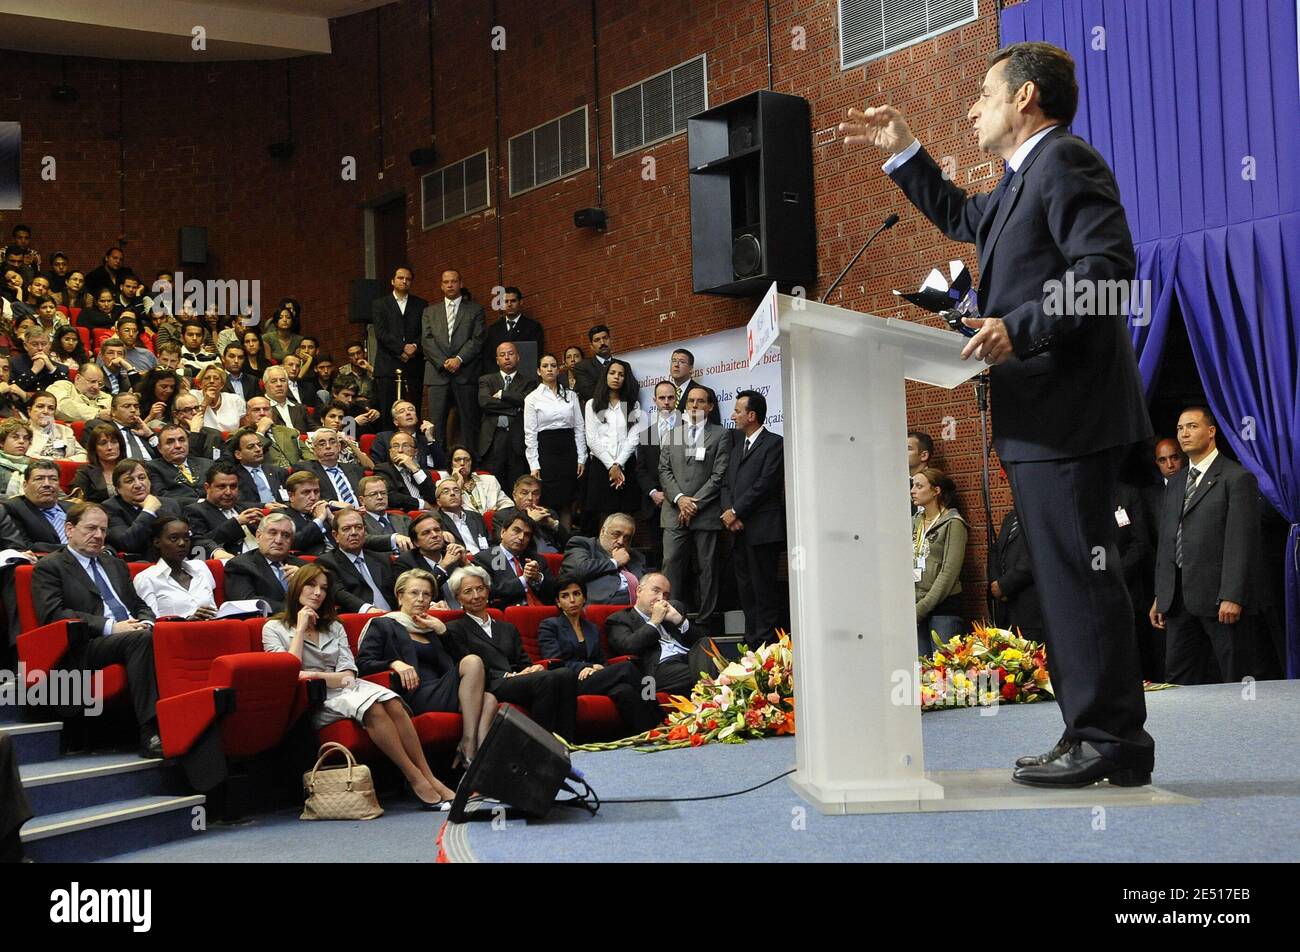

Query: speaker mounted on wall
left=178, top=226, right=207, bottom=266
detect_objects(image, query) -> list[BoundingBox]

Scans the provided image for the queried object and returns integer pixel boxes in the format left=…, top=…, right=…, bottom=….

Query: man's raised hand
left=839, top=105, right=916, bottom=155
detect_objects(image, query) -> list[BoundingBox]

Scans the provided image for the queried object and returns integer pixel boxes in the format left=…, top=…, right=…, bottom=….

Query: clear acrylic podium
left=778, top=294, right=979, bottom=813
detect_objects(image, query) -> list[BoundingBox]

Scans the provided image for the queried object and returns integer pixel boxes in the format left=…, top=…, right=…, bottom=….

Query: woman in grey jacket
left=911, top=467, right=969, bottom=656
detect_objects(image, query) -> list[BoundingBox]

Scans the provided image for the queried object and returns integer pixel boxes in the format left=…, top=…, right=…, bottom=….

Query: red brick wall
left=4, top=0, right=1019, bottom=623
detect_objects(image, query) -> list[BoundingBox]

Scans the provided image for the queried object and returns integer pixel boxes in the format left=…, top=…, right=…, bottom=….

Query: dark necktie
left=88, top=558, right=130, bottom=622
left=1174, top=468, right=1201, bottom=569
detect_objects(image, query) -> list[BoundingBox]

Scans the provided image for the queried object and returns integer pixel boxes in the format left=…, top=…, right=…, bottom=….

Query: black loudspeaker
left=573, top=206, right=607, bottom=229
left=179, top=226, right=207, bottom=265
left=688, top=90, right=816, bottom=296
left=349, top=278, right=385, bottom=324
left=449, top=705, right=570, bottom=822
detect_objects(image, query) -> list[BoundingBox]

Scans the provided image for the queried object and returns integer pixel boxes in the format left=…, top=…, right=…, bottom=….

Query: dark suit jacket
left=1114, top=482, right=1150, bottom=603
left=989, top=510, right=1043, bottom=633
left=285, top=507, right=331, bottom=556
left=188, top=427, right=224, bottom=462
left=372, top=462, right=438, bottom=511
left=721, top=429, right=785, bottom=546
left=268, top=400, right=310, bottom=433
left=368, top=430, right=448, bottom=471
left=537, top=616, right=607, bottom=673
left=476, top=370, right=538, bottom=458
left=560, top=535, right=643, bottom=605
left=658, top=421, right=731, bottom=529
left=298, top=460, right=364, bottom=504
left=1154, top=454, right=1260, bottom=617
left=185, top=499, right=248, bottom=557
left=70, top=465, right=112, bottom=504
left=490, top=505, right=569, bottom=554
left=319, top=547, right=397, bottom=614
left=364, top=509, right=412, bottom=538
left=605, top=600, right=695, bottom=680
left=472, top=544, right=558, bottom=609
left=437, top=509, right=490, bottom=552
left=32, top=548, right=156, bottom=627
left=673, top=380, right=722, bottom=425
left=445, top=614, right=530, bottom=681
left=147, top=457, right=211, bottom=503
left=234, top=463, right=289, bottom=509
left=102, top=496, right=183, bottom=559
left=483, top=315, right=545, bottom=361
left=421, top=297, right=486, bottom=386
left=1141, top=480, right=1171, bottom=549
left=373, top=292, right=428, bottom=378
left=223, top=374, right=260, bottom=402
left=222, top=550, right=307, bottom=613
left=889, top=128, right=1151, bottom=462
left=573, top=356, right=639, bottom=408
left=393, top=549, right=456, bottom=605
left=2, top=498, right=74, bottom=552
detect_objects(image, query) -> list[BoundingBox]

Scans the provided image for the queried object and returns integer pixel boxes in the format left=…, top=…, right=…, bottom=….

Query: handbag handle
left=307, top=741, right=357, bottom=788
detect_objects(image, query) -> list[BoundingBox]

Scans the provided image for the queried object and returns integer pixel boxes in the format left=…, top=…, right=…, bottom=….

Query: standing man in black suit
left=667, top=349, right=721, bottom=425
left=1151, top=407, right=1260, bottom=685
left=223, top=512, right=307, bottom=613
left=372, top=265, right=427, bottom=430
left=421, top=269, right=485, bottom=447
left=320, top=508, right=396, bottom=614
left=572, top=325, right=639, bottom=408
left=846, top=41, right=1154, bottom=786
left=1142, top=437, right=1185, bottom=547
left=605, top=572, right=711, bottom=696
left=477, top=341, right=537, bottom=490
left=483, top=286, right=545, bottom=368
left=721, top=390, right=787, bottom=644
left=659, top=385, right=731, bottom=629
left=31, top=502, right=161, bottom=757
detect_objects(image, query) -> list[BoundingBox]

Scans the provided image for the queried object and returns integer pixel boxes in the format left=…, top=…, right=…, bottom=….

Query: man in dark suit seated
left=434, top=478, right=489, bottom=555
left=262, top=366, right=310, bottom=432
left=4, top=460, right=73, bottom=551
left=989, top=506, right=1044, bottom=645
left=371, top=430, right=438, bottom=510
left=444, top=564, right=577, bottom=739
left=395, top=513, right=470, bottom=607
left=320, top=508, right=397, bottom=614
left=102, top=459, right=183, bottom=560
left=561, top=513, right=644, bottom=605
left=605, top=572, right=711, bottom=697
left=368, top=400, right=449, bottom=470
left=147, top=423, right=211, bottom=504
left=846, top=40, right=1154, bottom=787
left=230, top=427, right=289, bottom=510
left=299, top=428, right=364, bottom=507
left=1151, top=406, right=1260, bottom=685
left=490, top=474, right=570, bottom=554
left=243, top=396, right=313, bottom=471
left=477, top=341, right=537, bottom=490
left=31, top=502, right=162, bottom=757
left=281, top=471, right=335, bottom=556
left=220, top=341, right=259, bottom=402
left=358, top=475, right=414, bottom=550
left=473, top=513, right=557, bottom=609
left=172, top=392, right=224, bottom=462
left=222, top=512, right=307, bottom=613
left=721, top=390, right=787, bottom=644
left=185, top=461, right=263, bottom=558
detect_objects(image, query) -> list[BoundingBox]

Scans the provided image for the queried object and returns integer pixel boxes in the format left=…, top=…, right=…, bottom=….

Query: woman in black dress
left=582, top=358, right=644, bottom=536
left=356, top=568, right=499, bottom=767
left=538, top=576, right=662, bottom=734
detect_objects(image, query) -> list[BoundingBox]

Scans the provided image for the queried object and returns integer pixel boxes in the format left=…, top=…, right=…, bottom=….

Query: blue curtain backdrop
left=1001, top=0, right=1300, bottom=677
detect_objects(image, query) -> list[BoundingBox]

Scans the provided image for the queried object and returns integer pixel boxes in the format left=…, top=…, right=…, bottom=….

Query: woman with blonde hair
left=195, top=364, right=245, bottom=431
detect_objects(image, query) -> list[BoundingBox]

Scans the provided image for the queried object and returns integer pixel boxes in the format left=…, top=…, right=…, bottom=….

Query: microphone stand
left=820, top=214, right=900, bottom=304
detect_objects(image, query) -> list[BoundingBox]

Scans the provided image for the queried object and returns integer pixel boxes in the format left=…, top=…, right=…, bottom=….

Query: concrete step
left=21, top=751, right=183, bottom=816
left=0, top=720, right=62, bottom=765
left=22, top=794, right=207, bottom=863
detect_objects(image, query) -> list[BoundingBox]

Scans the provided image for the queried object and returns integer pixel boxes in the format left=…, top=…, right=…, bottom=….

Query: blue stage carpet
left=105, top=681, right=1300, bottom=863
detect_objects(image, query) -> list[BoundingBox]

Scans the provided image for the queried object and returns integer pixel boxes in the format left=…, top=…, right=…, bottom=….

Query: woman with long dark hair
left=136, top=368, right=180, bottom=430
left=911, top=466, right=969, bottom=655
left=71, top=422, right=125, bottom=503
left=523, top=352, right=587, bottom=529
left=582, top=358, right=643, bottom=534
left=240, top=328, right=270, bottom=376
left=261, top=305, right=301, bottom=363
left=262, top=563, right=456, bottom=810
left=52, top=325, right=89, bottom=372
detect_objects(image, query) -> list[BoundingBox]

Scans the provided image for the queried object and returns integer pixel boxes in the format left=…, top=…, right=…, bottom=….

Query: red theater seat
left=541, top=552, right=564, bottom=576
left=16, top=619, right=129, bottom=712
left=55, top=459, right=80, bottom=492
left=360, top=433, right=376, bottom=454
left=70, top=420, right=86, bottom=442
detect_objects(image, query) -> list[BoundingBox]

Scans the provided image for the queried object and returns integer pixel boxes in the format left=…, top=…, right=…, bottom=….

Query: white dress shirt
left=584, top=399, right=643, bottom=470
left=883, top=124, right=1059, bottom=174
left=523, top=385, right=589, bottom=471
left=203, top=394, right=246, bottom=432
left=634, top=606, right=690, bottom=661
left=133, top=560, right=218, bottom=618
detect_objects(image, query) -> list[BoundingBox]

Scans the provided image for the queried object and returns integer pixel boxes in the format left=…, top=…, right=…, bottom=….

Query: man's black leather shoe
left=138, top=734, right=164, bottom=759
left=1014, top=734, right=1071, bottom=768
left=1012, top=742, right=1151, bottom=788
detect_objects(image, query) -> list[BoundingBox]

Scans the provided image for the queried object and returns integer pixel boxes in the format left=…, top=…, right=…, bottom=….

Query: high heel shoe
left=451, top=747, right=474, bottom=771
left=406, top=780, right=453, bottom=812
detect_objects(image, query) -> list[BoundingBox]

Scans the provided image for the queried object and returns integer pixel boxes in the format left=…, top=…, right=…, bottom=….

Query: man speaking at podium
left=841, top=42, right=1154, bottom=787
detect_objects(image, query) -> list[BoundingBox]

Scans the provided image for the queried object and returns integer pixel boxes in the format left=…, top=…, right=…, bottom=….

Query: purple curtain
left=1002, top=0, right=1300, bottom=676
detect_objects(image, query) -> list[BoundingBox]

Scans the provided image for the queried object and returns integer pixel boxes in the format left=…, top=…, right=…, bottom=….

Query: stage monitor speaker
left=449, top=705, right=570, bottom=822
left=687, top=90, right=816, bottom=296
left=349, top=278, right=386, bottom=324
left=179, top=226, right=207, bottom=266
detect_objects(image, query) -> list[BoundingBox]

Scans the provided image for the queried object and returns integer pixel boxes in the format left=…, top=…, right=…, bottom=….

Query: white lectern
left=777, top=293, right=979, bottom=813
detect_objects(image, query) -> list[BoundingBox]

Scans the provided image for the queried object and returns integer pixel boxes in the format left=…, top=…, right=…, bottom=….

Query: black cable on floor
left=600, top=768, right=796, bottom=805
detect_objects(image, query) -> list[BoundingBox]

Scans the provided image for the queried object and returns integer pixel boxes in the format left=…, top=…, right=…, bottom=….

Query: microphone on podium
left=819, top=213, right=900, bottom=304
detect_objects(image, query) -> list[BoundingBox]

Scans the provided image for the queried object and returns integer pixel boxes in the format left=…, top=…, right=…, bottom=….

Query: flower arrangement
left=920, top=623, right=1053, bottom=711
left=567, top=631, right=796, bottom=752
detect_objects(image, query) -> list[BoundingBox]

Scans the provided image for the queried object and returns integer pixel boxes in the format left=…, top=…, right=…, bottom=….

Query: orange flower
left=667, top=724, right=689, bottom=741
left=690, top=733, right=707, bottom=747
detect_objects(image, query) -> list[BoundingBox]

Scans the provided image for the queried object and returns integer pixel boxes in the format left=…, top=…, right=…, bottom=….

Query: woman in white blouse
left=583, top=358, right=644, bottom=535
left=132, top=517, right=219, bottom=620
left=523, top=353, right=587, bottom=529
left=195, top=364, right=246, bottom=432
left=448, top=444, right=511, bottom=514
left=27, top=390, right=87, bottom=461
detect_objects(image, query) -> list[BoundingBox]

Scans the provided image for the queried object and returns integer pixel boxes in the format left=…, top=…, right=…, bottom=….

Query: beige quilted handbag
left=300, top=742, right=383, bottom=820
